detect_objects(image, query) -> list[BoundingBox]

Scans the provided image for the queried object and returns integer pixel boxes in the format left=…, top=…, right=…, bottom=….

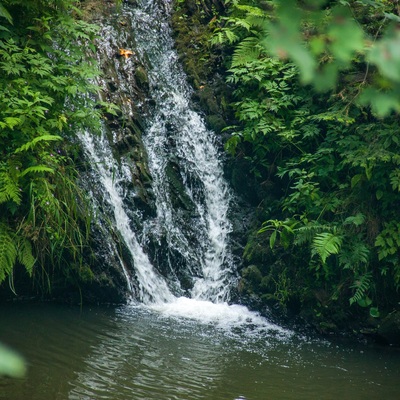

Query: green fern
left=0, top=225, right=17, bottom=283
left=349, top=272, right=372, bottom=305
left=231, top=17, right=252, bottom=31
left=20, top=165, right=54, bottom=177
left=343, top=213, right=366, bottom=227
left=210, top=27, right=239, bottom=45
left=312, top=231, right=342, bottom=264
left=389, top=169, right=400, bottom=191
left=14, top=134, right=62, bottom=154
left=0, top=3, right=12, bottom=24
left=338, top=240, right=370, bottom=270
left=0, top=171, right=21, bottom=205
left=230, top=37, right=262, bottom=68
left=294, top=222, right=331, bottom=246
left=235, top=5, right=268, bottom=19
left=17, top=238, right=35, bottom=275
left=2, top=117, right=21, bottom=129
left=222, top=27, right=239, bottom=44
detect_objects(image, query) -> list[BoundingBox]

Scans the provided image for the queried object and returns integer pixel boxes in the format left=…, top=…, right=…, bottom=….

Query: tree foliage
left=214, top=0, right=400, bottom=116
left=212, top=0, right=400, bottom=324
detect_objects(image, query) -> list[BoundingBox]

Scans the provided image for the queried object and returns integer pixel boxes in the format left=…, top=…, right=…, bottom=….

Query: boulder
left=378, top=311, right=400, bottom=346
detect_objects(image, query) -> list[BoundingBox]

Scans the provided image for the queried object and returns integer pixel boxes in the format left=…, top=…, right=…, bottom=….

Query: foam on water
left=146, top=297, right=291, bottom=338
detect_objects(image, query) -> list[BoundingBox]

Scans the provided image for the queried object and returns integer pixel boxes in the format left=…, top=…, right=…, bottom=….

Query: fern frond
left=349, top=272, right=372, bottom=305
left=0, top=171, right=21, bottom=205
left=294, top=223, right=331, bottom=245
left=231, top=37, right=262, bottom=67
left=231, top=18, right=252, bottom=31
left=235, top=5, right=267, bottom=18
left=210, top=31, right=225, bottom=45
left=14, top=134, right=62, bottom=154
left=17, top=238, right=35, bottom=275
left=0, top=4, right=13, bottom=24
left=339, top=240, right=370, bottom=270
left=224, top=28, right=239, bottom=44
left=312, top=231, right=342, bottom=263
left=344, top=213, right=366, bottom=226
left=0, top=225, right=17, bottom=283
left=389, top=169, right=400, bottom=191
left=231, top=5, right=270, bottom=31
left=3, top=117, right=21, bottom=129
left=20, top=165, right=54, bottom=177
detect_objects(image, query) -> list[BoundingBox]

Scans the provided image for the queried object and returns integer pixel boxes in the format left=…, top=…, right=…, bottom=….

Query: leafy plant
left=213, top=0, right=400, bottom=322
left=0, top=0, right=100, bottom=293
left=263, top=0, right=400, bottom=116
left=349, top=272, right=372, bottom=304
left=258, top=218, right=297, bottom=250
left=312, top=231, right=343, bottom=264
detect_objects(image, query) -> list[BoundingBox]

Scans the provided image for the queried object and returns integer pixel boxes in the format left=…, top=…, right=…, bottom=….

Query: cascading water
left=130, top=0, right=235, bottom=303
left=84, top=0, right=237, bottom=306
left=79, top=130, right=174, bottom=304
left=80, top=0, right=287, bottom=335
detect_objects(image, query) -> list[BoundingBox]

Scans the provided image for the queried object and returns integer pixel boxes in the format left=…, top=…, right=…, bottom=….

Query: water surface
left=0, top=302, right=399, bottom=400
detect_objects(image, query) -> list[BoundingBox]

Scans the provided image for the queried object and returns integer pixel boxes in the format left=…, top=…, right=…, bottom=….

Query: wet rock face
left=378, top=311, right=400, bottom=346
left=76, top=3, right=157, bottom=302
left=170, top=0, right=230, bottom=134
left=84, top=2, right=153, bottom=185
left=74, top=0, right=248, bottom=304
left=91, top=6, right=168, bottom=206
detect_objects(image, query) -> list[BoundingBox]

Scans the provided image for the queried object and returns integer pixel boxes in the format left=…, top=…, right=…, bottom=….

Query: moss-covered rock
left=171, top=0, right=233, bottom=135
left=165, top=162, right=196, bottom=212
left=378, top=311, right=400, bottom=346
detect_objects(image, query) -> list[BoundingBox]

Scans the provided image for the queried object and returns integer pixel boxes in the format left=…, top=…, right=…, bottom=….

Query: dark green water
left=0, top=302, right=399, bottom=400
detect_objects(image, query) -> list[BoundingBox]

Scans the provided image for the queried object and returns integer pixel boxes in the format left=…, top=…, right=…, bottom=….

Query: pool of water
left=0, top=302, right=399, bottom=400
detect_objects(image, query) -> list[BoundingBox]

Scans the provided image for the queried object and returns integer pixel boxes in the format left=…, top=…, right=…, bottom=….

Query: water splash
left=148, top=297, right=290, bottom=339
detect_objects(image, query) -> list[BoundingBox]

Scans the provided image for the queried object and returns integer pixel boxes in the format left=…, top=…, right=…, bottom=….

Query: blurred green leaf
left=328, top=9, right=365, bottom=63
left=369, top=306, right=380, bottom=318
left=359, top=88, right=400, bottom=116
left=368, top=29, right=400, bottom=82
left=0, top=343, right=26, bottom=378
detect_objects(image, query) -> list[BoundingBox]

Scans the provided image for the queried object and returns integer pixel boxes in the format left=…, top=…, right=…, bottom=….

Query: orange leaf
left=119, top=48, right=134, bottom=59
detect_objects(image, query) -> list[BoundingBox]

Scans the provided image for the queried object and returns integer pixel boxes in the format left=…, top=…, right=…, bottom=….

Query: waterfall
left=83, top=0, right=236, bottom=305
left=130, top=0, right=235, bottom=302
left=79, top=130, right=174, bottom=304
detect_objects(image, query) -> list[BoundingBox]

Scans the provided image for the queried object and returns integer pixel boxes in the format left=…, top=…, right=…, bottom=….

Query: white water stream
left=79, top=0, right=287, bottom=334
left=80, top=130, right=174, bottom=304
left=128, top=0, right=234, bottom=303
